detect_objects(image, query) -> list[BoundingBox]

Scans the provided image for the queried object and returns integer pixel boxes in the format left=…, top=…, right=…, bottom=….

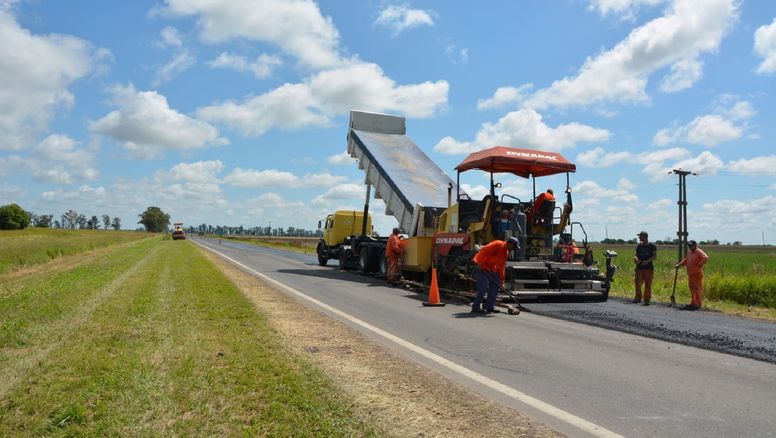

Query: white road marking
left=194, top=240, right=623, bottom=438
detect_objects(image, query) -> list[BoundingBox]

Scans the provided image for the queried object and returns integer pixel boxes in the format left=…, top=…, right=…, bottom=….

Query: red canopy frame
left=455, top=146, right=576, bottom=178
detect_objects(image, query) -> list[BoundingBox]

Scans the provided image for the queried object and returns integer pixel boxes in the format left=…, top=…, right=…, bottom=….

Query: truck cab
left=316, top=210, right=378, bottom=269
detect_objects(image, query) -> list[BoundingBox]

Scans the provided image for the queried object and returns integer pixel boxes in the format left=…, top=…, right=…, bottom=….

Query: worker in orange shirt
left=386, top=227, right=403, bottom=285
left=531, top=188, right=555, bottom=225
left=676, top=240, right=709, bottom=311
left=471, top=237, right=520, bottom=314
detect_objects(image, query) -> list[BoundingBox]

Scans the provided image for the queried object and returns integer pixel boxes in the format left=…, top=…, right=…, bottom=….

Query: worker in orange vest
left=530, top=188, right=555, bottom=225
left=676, top=240, right=709, bottom=311
left=386, top=228, right=403, bottom=285
left=471, top=237, right=520, bottom=314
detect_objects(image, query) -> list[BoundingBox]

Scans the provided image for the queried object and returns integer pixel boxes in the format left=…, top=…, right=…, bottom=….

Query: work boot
left=631, top=298, right=641, bottom=304
left=471, top=308, right=486, bottom=314
left=642, top=300, right=650, bottom=306
left=486, top=308, right=501, bottom=314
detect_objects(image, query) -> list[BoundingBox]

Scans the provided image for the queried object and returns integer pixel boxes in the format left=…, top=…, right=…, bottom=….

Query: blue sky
left=1, top=0, right=775, bottom=244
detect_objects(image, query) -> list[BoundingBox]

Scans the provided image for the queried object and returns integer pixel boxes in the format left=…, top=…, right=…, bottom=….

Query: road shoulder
left=201, top=248, right=563, bottom=438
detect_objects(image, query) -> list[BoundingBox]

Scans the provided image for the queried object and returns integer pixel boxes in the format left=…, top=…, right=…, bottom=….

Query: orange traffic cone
left=423, top=268, right=446, bottom=307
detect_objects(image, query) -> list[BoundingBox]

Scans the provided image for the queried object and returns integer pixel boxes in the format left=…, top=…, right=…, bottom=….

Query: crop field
left=0, top=228, right=152, bottom=275
left=223, top=235, right=319, bottom=253
left=0, top=234, right=375, bottom=436
left=594, top=244, right=776, bottom=317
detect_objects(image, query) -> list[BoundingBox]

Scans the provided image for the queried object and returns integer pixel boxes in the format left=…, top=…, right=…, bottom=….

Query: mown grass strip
left=0, top=228, right=153, bottom=274
left=0, top=239, right=376, bottom=436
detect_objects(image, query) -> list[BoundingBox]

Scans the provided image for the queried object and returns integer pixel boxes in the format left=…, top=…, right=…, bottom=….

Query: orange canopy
left=454, top=147, right=576, bottom=178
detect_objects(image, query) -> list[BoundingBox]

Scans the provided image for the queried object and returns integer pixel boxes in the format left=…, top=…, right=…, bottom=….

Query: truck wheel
left=316, top=242, right=328, bottom=266
left=359, top=247, right=371, bottom=273
left=378, top=249, right=387, bottom=275
left=339, top=250, right=350, bottom=270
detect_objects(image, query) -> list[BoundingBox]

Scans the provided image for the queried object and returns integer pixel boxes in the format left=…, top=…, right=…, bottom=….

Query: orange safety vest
left=679, top=248, right=708, bottom=275
left=533, top=191, right=556, bottom=213
left=387, top=233, right=402, bottom=258
left=473, top=240, right=509, bottom=282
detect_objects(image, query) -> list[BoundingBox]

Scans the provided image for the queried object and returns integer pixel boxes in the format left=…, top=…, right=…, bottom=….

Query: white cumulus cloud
left=1, top=135, right=98, bottom=185
left=208, top=52, right=283, bottom=79
left=728, top=155, right=776, bottom=176
left=754, top=17, right=776, bottom=74
left=153, top=50, right=196, bottom=86
left=198, top=62, right=448, bottom=136
left=327, top=151, right=354, bottom=165
left=375, top=4, right=434, bottom=36
left=588, top=0, right=664, bottom=20
left=155, top=0, right=342, bottom=70
left=525, top=0, right=737, bottom=110
left=576, top=147, right=634, bottom=168
left=89, top=84, right=228, bottom=159
left=433, top=108, right=610, bottom=155
left=0, top=10, right=100, bottom=151
left=223, top=168, right=346, bottom=189
left=477, top=85, right=533, bottom=110
left=652, top=100, right=753, bottom=147
left=161, top=160, right=225, bottom=183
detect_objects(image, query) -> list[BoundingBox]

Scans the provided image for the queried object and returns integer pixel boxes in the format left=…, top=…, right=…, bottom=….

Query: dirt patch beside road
left=203, top=250, right=562, bottom=438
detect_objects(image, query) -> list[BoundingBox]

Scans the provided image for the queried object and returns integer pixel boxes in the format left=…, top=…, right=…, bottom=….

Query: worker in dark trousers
left=633, top=230, right=657, bottom=305
left=472, top=237, right=520, bottom=314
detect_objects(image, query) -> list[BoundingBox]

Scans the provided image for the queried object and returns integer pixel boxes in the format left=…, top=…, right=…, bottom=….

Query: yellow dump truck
left=316, top=210, right=387, bottom=271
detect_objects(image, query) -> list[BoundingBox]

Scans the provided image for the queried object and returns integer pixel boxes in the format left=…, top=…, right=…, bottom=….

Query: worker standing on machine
left=386, top=227, right=403, bottom=285
left=471, top=237, right=520, bottom=314
left=531, top=188, right=555, bottom=225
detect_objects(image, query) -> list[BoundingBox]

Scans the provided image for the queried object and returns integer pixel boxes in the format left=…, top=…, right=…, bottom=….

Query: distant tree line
left=599, top=237, right=736, bottom=246
left=0, top=203, right=122, bottom=231
left=190, top=223, right=322, bottom=238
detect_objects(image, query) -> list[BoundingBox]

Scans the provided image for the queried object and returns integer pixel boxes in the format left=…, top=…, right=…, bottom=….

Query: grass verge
left=0, top=238, right=376, bottom=436
left=0, top=228, right=153, bottom=274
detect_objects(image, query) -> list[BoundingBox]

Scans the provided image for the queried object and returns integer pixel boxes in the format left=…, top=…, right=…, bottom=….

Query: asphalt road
left=192, top=237, right=776, bottom=438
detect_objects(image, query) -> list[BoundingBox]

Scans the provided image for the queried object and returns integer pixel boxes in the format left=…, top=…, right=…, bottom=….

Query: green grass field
left=0, top=234, right=376, bottom=436
left=0, top=228, right=153, bottom=274
left=595, top=243, right=776, bottom=318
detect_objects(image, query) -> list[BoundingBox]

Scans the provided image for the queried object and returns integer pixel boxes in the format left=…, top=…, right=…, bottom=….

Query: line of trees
left=188, top=223, right=322, bottom=238
left=0, top=203, right=122, bottom=231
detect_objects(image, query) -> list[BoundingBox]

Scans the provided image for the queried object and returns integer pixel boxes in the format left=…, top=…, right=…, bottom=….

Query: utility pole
left=671, top=169, right=696, bottom=262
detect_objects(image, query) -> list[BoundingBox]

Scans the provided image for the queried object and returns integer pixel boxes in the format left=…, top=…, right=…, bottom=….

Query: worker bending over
left=472, top=237, right=520, bottom=314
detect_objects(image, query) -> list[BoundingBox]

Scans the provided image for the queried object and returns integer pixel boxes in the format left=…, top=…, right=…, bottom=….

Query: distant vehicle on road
left=172, top=222, right=186, bottom=240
